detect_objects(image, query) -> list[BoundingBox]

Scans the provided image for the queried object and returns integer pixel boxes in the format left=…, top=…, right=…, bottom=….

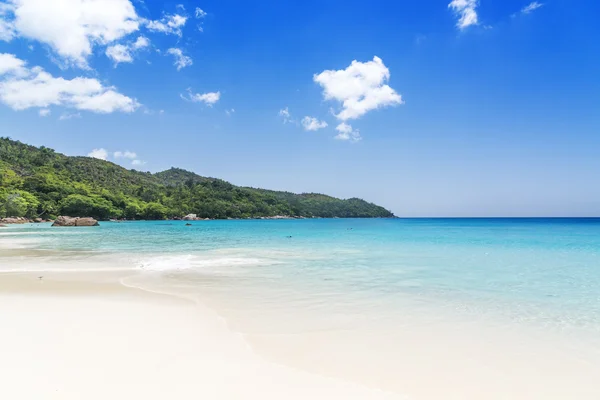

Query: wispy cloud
left=144, top=13, right=187, bottom=37
left=59, top=112, right=82, bottom=121
left=448, top=0, right=479, bottom=30
left=279, top=107, right=296, bottom=124
left=181, top=89, right=221, bottom=106
left=521, top=2, right=544, bottom=14
left=195, top=7, right=207, bottom=18
left=167, top=48, right=192, bottom=70
left=114, top=151, right=137, bottom=160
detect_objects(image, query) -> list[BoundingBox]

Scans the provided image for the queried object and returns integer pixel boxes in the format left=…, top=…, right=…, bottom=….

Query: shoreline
left=0, top=216, right=398, bottom=226
left=3, top=219, right=600, bottom=399
left=0, top=272, right=401, bottom=400
left=3, top=267, right=600, bottom=399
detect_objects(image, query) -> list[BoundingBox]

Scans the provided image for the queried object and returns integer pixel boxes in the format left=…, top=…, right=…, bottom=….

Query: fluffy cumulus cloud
left=105, top=44, right=133, bottom=64
left=335, top=122, right=361, bottom=143
left=0, top=53, right=26, bottom=75
left=87, top=148, right=108, bottom=160
left=521, top=2, right=543, bottom=14
left=38, top=108, right=49, bottom=117
left=167, top=48, right=192, bottom=70
left=181, top=88, right=220, bottom=106
left=313, top=56, right=401, bottom=142
left=105, top=35, right=150, bottom=65
left=314, top=56, right=402, bottom=122
left=0, top=53, right=139, bottom=113
left=1, top=0, right=140, bottom=67
left=132, top=36, right=149, bottom=49
left=301, top=116, right=328, bottom=131
left=448, top=0, right=479, bottom=30
left=144, top=13, right=187, bottom=36
left=88, top=148, right=144, bottom=165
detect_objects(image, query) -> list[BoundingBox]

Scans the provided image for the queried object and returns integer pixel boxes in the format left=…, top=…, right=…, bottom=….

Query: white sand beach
left=3, top=270, right=600, bottom=400
left=0, top=274, right=400, bottom=400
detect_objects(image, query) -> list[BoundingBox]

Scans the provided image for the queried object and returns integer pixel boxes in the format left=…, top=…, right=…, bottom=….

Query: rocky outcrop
left=51, top=216, right=99, bottom=227
left=182, top=214, right=199, bottom=221
left=0, top=217, right=30, bottom=224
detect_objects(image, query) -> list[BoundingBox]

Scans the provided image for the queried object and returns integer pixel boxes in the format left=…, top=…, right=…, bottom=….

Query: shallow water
left=2, top=218, right=600, bottom=398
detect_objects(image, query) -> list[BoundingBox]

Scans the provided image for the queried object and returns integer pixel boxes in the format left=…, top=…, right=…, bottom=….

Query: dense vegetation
left=0, top=138, right=394, bottom=220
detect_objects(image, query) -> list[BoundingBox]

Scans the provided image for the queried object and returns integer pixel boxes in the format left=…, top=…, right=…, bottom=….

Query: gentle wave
left=136, top=253, right=281, bottom=272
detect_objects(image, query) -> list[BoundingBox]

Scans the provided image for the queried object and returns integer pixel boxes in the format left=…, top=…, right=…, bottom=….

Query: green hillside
left=0, top=137, right=394, bottom=220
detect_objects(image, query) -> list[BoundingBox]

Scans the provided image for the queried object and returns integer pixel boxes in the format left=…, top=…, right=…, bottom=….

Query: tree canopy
left=0, top=138, right=395, bottom=220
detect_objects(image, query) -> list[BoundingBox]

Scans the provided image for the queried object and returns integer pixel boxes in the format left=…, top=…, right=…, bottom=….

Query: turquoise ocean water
left=4, top=218, right=600, bottom=327
left=3, top=218, right=600, bottom=396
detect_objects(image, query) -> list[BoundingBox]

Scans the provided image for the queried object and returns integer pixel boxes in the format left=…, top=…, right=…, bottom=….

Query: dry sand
left=0, top=273, right=401, bottom=400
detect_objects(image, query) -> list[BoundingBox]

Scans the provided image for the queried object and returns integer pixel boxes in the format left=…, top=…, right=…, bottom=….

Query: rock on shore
left=51, top=216, right=99, bottom=227
left=0, top=217, right=30, bottom=224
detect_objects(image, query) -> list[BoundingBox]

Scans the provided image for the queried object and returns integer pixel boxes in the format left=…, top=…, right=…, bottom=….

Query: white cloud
left=144, top=13, right=187, bottom=36
left=38, top=108, right=50, bottom=117
left=106, top=44, right=133, bottom=64
left=521, top=2, right=543, bottom=14
left=167, top=48, right=192, bottom=70
left=181, top=88, right=220, bottom=106
left=301, top=116, right=328, bottom=131
left=88, top=148, right=145, bottom=165
left=105, top=36, right=149, bottom=65
left=132, top=35, right=149, bottom=49
left=314, top=56, right=402, bottom=122
left=0, top=53, right=26, bottom=76
left=0, top=3, right=15, bottom=41
left=448, top=0, right=479, bottom=30
left=335, top=122, right=361, bottom=143
left=2, top=0, right=140, bottom=67
left=59, top=112, right=81, bottom=120
left=225, top=108, right=235, bottom=116
left=114, top=150, right=137, bottom=159
left=195, top=7, right=207, bottom=32
left=195, top=7, right=207, bottom=18
left=87, top=148, right=108, bottom=160
left=0, top=53, right=140, bottom=113
left=278, top=107, right=295, bottom=124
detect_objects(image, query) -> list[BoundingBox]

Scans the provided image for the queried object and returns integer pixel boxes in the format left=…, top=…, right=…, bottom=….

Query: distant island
left=0, top=138, right=394, bottom=220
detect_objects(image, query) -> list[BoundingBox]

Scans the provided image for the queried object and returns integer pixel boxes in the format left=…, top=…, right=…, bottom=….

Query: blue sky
left=0, top=0, right=599, bottom=216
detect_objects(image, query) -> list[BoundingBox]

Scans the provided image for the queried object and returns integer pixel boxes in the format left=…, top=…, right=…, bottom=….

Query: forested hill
left=0, top=138, right=394, bottom=220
